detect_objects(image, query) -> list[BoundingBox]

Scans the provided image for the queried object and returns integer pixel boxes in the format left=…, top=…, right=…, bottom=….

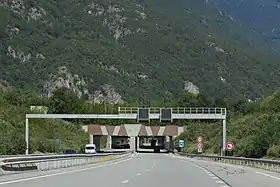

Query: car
left=85, top=144, right=97, bottom=154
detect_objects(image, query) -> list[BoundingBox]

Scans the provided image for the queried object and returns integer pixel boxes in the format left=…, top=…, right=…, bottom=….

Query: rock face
left=42, top=66, right=124, bottom=104
left=184, top=81, right=199, bottom=95
left=1, top=0, right=280, bottom=102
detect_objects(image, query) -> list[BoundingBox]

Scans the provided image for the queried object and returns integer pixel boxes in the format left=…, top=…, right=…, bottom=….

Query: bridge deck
left=26, top=107, right=226, bottom=120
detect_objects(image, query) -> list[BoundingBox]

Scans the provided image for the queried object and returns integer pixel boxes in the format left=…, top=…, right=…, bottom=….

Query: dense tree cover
left=1, top=0, right=280, bottom=103
left=0, top=88, right=88, bottom=155
left=177, top=93, right=280, bottom=158
left=1, top=87, right=280, bottom=158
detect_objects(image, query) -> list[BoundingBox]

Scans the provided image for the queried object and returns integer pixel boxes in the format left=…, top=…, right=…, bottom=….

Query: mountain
left=1, top=0, right=280, bottom=104
left=208, top=0, right=280, bottom=53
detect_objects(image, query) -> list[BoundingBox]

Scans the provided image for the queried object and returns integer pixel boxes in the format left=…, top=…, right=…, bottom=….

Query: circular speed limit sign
left=197, top=136, right=203, bottom=142
left=225, top=142, right=234, bottom=151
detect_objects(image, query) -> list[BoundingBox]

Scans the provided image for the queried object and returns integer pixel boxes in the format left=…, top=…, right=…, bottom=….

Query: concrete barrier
left=0, top=151, right=133, bottom=175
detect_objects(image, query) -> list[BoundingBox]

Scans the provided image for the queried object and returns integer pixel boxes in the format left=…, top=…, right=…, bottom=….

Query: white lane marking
left=136, top=173, right=141, bottom=176
left=256, top=171, right=280, bottom=181
left=216, top=180, right=225, bottom=184
left=0, top=156, right=135, bottom=185
left=145, top=169, right=150, bottom=171
left=121, top=180, right=129, bottom=184
left=180, top=160, right=230, bottom=187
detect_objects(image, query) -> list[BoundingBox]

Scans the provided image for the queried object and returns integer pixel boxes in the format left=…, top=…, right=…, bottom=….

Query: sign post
left=197, top=143, right=203, bottom=153
left=197, top=136, right=203, bottom=153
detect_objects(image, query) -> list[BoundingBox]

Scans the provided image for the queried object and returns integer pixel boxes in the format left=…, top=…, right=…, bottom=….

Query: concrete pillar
left=106, top=136, right=112, bottom=150
left=89, top=134, right=93, bottom=144
left=93, top=135, right=101, bottom=152
left=169, top=136, right=174, bottom=152
left=129, top=136, right=136, bottom=151
left=222, top=119, right=227, bottom=156
left=136, top=137, right=140, bottom=150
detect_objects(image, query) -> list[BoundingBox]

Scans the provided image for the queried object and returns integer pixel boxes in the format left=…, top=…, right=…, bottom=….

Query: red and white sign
left=197, top=142, right=203, bottom=153
left=197, top=142, right=203, bottom=148
left=197, top=136, right=203, bottom=142
left=225, top=142, right=234, bottom=151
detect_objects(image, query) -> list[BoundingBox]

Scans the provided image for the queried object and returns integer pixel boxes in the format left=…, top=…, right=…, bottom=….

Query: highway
left=0, top=153, right=280, bottom=187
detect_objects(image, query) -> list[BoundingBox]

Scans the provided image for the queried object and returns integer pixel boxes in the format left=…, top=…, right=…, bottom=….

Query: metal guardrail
left=177, top=152, right=280, bottom=173
left=118, top=107, right=226, bottom=115
left=0, top=151, right=133, bottom=174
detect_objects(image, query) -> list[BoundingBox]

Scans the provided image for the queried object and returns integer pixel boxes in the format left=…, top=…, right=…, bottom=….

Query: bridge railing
left=0, top=151, right=133, bottom=175
left=177, top=152, right=280, bottom=173
left=118, top=107, right=226, bottom=115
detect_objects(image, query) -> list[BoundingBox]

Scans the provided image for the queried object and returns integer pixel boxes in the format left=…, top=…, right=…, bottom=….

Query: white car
left=85, top=144, right=97, bottom=154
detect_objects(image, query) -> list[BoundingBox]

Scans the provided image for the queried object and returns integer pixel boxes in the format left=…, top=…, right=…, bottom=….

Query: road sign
left=179, top=140, right=184, bottom=148
left=197, top=142, right=203, bottom=153
left=197, top=136, right=203, bottom=142
left=225, top=142, right=234, bottom=151
left=197, top=142, right=203, bottom=148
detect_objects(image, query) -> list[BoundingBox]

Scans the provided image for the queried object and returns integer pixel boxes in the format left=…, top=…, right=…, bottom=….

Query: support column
left=129, top=136, right=136, bottom=151
left=169, top=136, right=174, bottom=152
left=106, top=136, right=112, bottom=150
left=136, top=137, right=140, bottom=150
left=89, top=134, right=93, bottom=144
left=222, top=119, right=227, bottom=156
left=25, top=118, right=29, bottom=155
left=164, top=136, right=168, bottom=150
left=93, top=136, right=101, bottom=152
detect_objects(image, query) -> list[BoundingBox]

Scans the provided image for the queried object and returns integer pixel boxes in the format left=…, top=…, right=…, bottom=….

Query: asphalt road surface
left=0, top=153, right=280, bottom=187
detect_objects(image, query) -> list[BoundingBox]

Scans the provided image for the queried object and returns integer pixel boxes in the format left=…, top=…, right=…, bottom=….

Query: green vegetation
left=1, top=86, right=280, bottom=159
left=0, top=88, right=88, bottom=155
left=177, top=93, right=280, bottom=159
left=1, top=0, right=280, bottom=102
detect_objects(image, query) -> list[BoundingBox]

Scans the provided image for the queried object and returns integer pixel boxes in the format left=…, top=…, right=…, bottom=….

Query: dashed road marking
left=136, top=173, right=141, bottom=176
left=121, top=180, right=129, bottom=184
left=180, top=160, right=232, bottom=187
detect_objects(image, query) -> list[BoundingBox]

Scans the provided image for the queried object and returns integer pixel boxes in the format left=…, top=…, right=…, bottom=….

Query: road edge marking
left=0, top=154, right=136, bottom=185
left=255, top=171, right=280, bottom=181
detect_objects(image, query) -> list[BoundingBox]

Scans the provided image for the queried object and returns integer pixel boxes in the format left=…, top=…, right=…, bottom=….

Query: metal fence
left=177, top=152, right=280, bottom=173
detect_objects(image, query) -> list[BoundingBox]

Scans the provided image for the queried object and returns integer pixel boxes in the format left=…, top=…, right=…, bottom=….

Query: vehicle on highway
left=85, top=144, right=97, bottom=154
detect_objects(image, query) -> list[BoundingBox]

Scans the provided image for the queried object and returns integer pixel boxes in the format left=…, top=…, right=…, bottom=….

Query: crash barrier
left=0, top=151, right=133, bottom=174
left=177, top=152, right=280, bottom=173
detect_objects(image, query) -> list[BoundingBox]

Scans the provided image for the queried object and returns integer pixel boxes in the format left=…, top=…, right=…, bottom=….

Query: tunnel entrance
left=111, top=136, right=130, bottom=149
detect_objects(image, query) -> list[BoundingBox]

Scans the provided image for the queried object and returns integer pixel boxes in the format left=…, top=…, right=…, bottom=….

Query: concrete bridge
left=82, top=124, right=184, bottom=152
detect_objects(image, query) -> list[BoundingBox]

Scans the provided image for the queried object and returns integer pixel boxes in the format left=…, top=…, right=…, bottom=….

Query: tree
left=48, top=88, right=85, bottom=114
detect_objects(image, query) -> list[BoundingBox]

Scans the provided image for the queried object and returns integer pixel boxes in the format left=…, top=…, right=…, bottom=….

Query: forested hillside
left=1, top=86, right=280, bottom=158
left=1, top=0, right=280, bottom=103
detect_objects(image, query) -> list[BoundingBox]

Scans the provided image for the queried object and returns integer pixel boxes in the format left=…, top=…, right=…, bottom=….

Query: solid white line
left=121, top=180, right=129, bottom=184
left=255, top=171, right=280, bottom=180
left=0, top=156, right=134, bottom=185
